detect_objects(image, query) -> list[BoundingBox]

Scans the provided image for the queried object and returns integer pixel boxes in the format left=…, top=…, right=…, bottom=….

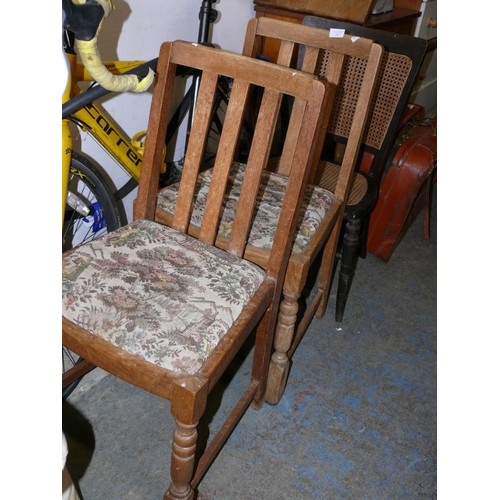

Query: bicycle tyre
left=63, top=151, right=121, bottom=250
left=62, top=152, right=121, bottom=399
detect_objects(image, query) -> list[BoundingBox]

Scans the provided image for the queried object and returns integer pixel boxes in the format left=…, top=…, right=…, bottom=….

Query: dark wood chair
left=62, top=40, right=327, bottom=499
left=303, top=15, right=428, bottom=322
left=154, top=18, right=384, bottom=405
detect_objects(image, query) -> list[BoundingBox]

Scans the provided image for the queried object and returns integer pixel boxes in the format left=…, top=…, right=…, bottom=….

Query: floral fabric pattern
left=62, top=220, right=266, bottom=375
left=157, top=162, right=336, bottom=254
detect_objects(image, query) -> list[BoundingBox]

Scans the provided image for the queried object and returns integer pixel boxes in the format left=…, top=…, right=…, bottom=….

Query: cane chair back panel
left=303, top=15, right=428, bottom=180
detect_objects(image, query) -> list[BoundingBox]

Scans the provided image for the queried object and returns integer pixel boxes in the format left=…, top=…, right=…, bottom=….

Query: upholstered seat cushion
left=157, top=162, right=336, bottom=255
left=62, top=219, right=266, bottom=375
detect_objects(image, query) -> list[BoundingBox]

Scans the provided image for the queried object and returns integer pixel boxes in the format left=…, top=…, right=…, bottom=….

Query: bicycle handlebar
left=62, top=58, right=158, bottom=119
left=63, top=0, right=154, bottom=93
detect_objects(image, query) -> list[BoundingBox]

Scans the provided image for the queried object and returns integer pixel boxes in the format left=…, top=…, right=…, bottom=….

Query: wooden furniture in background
left=253, top=0, right=437, bottom=116
left=245, top=18, right=384, bottom=404
left=62, top=40, right=327, bottom=499
left=254, top=0, right=376, bottom=24
left=409, top=0, right=437, bottom=115
left=253, top=0, right=422, bottom=51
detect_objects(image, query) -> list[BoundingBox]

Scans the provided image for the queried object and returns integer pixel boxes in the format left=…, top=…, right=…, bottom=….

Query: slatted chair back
left=135, top=40, right=327, bottom=281
left=298, top=15, right=429, bottom=324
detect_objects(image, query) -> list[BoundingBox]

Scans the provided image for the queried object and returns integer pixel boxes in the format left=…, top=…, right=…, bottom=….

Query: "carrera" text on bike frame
left=84, top=103, right=143, bottom=167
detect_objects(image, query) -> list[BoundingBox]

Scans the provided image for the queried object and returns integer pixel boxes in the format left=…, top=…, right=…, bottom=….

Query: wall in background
left=75, top=0, right=255, bottom=222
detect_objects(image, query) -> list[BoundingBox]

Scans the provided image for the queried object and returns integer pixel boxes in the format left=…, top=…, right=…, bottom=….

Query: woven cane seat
left=316, top=160, right=368, bottom=206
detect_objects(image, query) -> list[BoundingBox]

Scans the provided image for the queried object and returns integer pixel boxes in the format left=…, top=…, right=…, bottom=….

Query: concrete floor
left=63, top=189, right=436, bottom=499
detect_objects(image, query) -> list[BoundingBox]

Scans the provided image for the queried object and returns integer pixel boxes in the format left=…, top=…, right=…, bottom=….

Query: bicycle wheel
left=62, top=152, right=121, bottom=399
left=63, top=151, right=121, bottom=251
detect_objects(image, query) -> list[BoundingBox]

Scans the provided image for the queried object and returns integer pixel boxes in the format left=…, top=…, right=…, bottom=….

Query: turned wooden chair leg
left=165, top=377, right=208, bottom=500
left=165, top=420, right=199, bottom=500
left=336, top=217, right=361, bottom=323
left=265, top=290, right=300, bottom=405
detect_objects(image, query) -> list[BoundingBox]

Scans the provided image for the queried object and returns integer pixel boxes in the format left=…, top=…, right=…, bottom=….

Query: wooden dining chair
left=62, top=40, right=328, bottom=499
left=154, top=17, right=383, bottom=405
left=303, top=15, right=428, bottom=322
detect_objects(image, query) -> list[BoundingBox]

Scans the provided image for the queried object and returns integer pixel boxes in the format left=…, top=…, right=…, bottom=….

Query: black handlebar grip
left=62, top=0, right=105, bottom=41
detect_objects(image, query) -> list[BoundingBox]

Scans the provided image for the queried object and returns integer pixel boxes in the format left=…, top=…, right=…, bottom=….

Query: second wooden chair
left=154, top=18, right=384, bottom=405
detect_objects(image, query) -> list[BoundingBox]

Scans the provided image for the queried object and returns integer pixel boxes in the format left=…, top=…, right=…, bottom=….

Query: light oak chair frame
left=62, top=41, right=327, bottom=499
left=241, top=18, right=384, bottom=404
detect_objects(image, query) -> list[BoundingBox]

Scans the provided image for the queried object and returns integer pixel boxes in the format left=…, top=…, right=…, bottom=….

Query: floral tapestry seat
left=62, top=219, right=266, bottom=375
left=157, top=162, right=336, bottom=256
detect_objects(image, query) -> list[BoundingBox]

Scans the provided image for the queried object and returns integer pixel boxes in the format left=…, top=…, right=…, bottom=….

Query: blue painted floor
left=63, top=191, right=436, bottom=499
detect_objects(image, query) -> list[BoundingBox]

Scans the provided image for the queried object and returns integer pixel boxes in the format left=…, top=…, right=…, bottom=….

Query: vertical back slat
left=334, top=44, right=383, bottom=198
left=134, top=43, right=175, bottom=221
left=325, top=52, right=345, bottom=87
left=307, top=51, right=344, bottom=182
left=276, top=40, right=295, bottom=66
left=173, top=71, right=218, bottom=233
left=274, top=98, right=303, bottom=178
left=277, top=45, right=322, bottom=179
left=148, top=40, right=328, bottom=279
left=266, top=82, right=326, bottom=279
left=258, top=39, right=293, bottom=177
left=200, top=80, right=251, bottom=244
left=241, top=16, right=385, bottom=197
left=300, top=46, right=320, bottom=74
left=242, top=17, right=260, bottom=59
left=227, top=87, right=282, bottom=256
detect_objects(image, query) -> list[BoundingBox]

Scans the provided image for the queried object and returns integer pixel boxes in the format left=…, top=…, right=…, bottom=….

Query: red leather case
left=367, top=116, right=437, bottom=261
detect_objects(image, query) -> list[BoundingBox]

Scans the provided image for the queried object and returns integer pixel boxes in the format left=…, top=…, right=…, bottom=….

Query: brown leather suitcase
left=367, top=115, right=437, bottom=261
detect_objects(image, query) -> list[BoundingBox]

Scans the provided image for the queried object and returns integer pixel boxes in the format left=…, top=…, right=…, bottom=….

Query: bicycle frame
left=63, top=51, right=149, bottom=209
left=62, top=56, right=73, bottom=224
left=61, top=50, right=153, bottom=390
left=63, top=50, right=217, bottom=206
